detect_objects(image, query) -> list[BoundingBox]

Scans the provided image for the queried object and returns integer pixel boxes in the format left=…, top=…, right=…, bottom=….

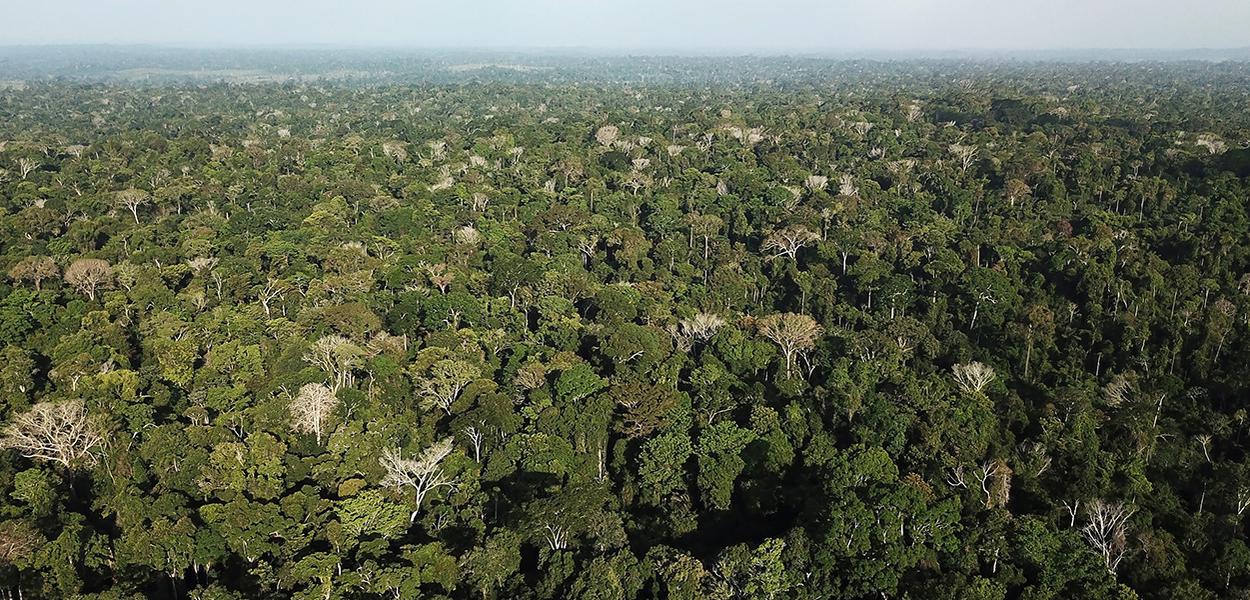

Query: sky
left=1, top=0, right=1248, bottom=51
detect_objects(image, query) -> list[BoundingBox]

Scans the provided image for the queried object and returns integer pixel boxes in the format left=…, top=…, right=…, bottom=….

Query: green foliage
left=0, top=55, right=1246, bottom=600
left=555, top=362, right=607, bottom=403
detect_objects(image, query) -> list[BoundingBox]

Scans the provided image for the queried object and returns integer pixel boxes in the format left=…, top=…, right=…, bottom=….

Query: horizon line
left=2, top=43, right=1250, bottom=54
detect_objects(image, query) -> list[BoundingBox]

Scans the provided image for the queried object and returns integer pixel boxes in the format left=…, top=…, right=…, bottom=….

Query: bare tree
left=1211, top=298, right=1237, bottom=362
left=304, top=335, right=366, bottom=392
left=462, top=424, right=486, bottom=462
left=470, top=192, right=490, bottom=212
left=1195, top=133, right=1227, bottom=155
left=380, top=437, right=457, bottom=523
left=186, top=257, right=219, bottom=277
left=757, top=313, right=823, bottom=378
left=762, top=225, right=820, bottom=263
left=1195, top=434, right=1213, bottom=463
left=1102, top=379, right=1134, bottom=413
left=289, top=383, right=338, bottom=445
left=904, top=103, right=924, bottom=123
left=1017, top=440, right=1052, bottom=478
left=63, top=258, right=113, bottom=301
left=1235, top=487, right=1250, bottom=516
left=578, top=235, right=599, bottom=266
left=256, top=278, right=289, bottom=317
left=945, top=466, right=967, bottom=489
left=0, top=400, right=104, bottom=469
left=973, top=459, right=1012, bottom=509
left=114, top=188, right=150, bottom=224
left=670, top=312, right=729, bottom=352
left=952, top=361, right=996, bottom=394
left=542, top=523, right=569, bottom=551
left=381, top=140, right=408, bottom=164
left=15, top=157, right=38, bottom=180
left=8, top=256, right=58, bottom=291
left=680, top=313, right=727, bottom=344
left=595, top=125, right=620, bottom=147
left=424, top=262, right=454, bottom=293
left=1061, top=499, right=1080, bottom=528
left=453, top=225, right=482, bottom=247
left=0, top=520, right=42, bottom=565
left=969, top=287, right=998, bottom=330
left=426, top=140, right=447, bottom=160
left=838, top=173, right=859, bottom=197
left=949, top=144, right=979, bottom=175
left=1080, top=499, right=1135, bottom=575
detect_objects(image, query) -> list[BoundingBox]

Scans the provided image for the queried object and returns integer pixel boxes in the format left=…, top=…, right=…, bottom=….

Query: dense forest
left=1, top=54, right=1250, bottom=599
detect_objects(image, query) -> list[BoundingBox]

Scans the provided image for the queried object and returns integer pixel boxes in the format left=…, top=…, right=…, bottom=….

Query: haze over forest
left=2, top=0, right=1250, bottom=51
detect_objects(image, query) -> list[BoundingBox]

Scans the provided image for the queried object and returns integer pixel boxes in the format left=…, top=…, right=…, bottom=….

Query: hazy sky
left=2, top=0, right=1248, bottom=50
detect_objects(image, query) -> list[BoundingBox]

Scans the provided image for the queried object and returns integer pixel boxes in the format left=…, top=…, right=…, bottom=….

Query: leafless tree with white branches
left=381, top=140, right=408, bottom=164
left=952, top=362, right=996, bottom=394
left=762, top=225, right=820, bottom=263
left=380, top=437, right=457, bottom=523
left=15, top=157, right=38, bottom=179
left=838, top=174, right=859, bottom=197
left=256, top=278, right=289, bottom=317
left=1080, top=499, right=1136, bottom=575
left=8, top=256, right=58, bottom=291
left=757, top=313, right=823, bottom=378
left=679, top=313, right=726, bottom=344
left=905, top=103, right=924, bottom=123
left=289, top=383, right=338, bottom=445
left=463, top=424, right=486, bottom=462
left=0, top=400, right=104, bottom=469
left=63, top=258, right=113, bottom=301
left=1103, top=374, right=1134, bottom=408
left=973, top=458, right=1012, bottom=509
left=114, top=188, right=150, bottom=224
left=595, top=125, right=620, bottom=147
left=304, top=335, right=366, bottom=392
left=950, top=144, right=979, bottom=175
left=1235, top=487, right=1250, bottom=516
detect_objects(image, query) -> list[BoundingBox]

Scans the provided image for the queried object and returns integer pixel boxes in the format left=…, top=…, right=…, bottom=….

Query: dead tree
left=973, top=459, right=1012, bottom=509
left=670, top=313, right=727, bottom=353
left=289, top=383, right=338, bottom=445
left=757, top=313, right=823, bottom=378
left=256, top=278, right=289, bottom=317
left=380, top=438, right=457, bottom=523
left=952, top=362, right=996, bottom=394
left=304, top=335, right=365, bottom=392
left=462, top=424, right=486, bottom=462
left=1080, top=499, right=1135, bottom=575
left=949, top=144, right=979, bottom=175
left=0, top=400, right=104, bottom=469
left=63, top=258, right=113, bottom=301
left=16, top=157, right=39, bottom=179
left=595, top=125, right=620, bottom=147
left=114, top=188, right=150, bottom=224
left=762, top=225, right=820, bottom=263
left=7, top=256, right=58, bottom=291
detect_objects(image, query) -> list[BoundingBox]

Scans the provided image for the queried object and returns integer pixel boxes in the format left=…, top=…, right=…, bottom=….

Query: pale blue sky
left=2, top=0, right=1248, bottom=50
